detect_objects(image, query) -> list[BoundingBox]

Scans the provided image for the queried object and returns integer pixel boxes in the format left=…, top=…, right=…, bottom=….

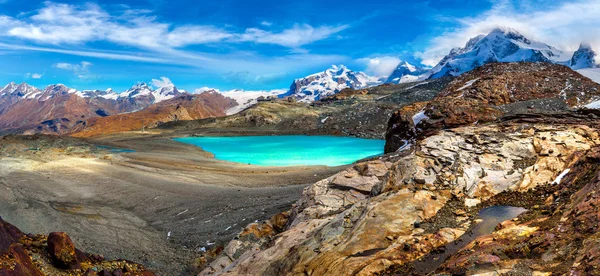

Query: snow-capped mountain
left=118, top=82, right=186, bottom=104
left=570, top=43, right=598, bottom=70
left=0, top=82, right=40, bottom=98
left=429, top=28, right=569, bottom=79
left=385, top=61, right=429, bottom=84
left=0, top=81, right=207, bottom=135
left=385, top=28, right=598, bottom=84
left=280, top=65, right=383, bottom=102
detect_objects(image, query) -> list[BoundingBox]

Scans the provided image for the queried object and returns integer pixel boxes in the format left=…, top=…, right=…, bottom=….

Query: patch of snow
left=412, top=110, right=429, bottom=126
left=321, top=116, right=329, bottom=123
left=176, top=209, right=189, bottom=216
left=584, top=99, right=600, bottom=109
left=552, top=169, right=571, bottom=185
left=99, top=93, right=119, bottom=100
left=218, top=89, right=286, bottom=115
left=457, top=78, right=480, bottom=92
left=577, top=68, right=600, bottom=84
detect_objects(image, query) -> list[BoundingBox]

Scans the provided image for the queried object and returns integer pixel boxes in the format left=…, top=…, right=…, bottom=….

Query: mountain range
left=0, top=27, right=599, bottom=136
left=0, top=82, right=233, bottom=135
left=385, top=27, right=598, bottom=84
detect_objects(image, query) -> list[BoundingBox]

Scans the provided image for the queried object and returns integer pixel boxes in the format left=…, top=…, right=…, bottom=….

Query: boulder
left=47, top=232, right=81, bottom=269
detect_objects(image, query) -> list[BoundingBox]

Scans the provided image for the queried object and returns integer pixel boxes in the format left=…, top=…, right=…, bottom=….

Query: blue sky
left=0, top=0, right=598, bottom=92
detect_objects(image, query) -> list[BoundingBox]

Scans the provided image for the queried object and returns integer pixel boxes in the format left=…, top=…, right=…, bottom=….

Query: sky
left=0, top=0, right=598, bottom=92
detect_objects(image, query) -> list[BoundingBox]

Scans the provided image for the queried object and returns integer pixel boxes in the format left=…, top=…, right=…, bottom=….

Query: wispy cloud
left=25, top=72, right=43, bottom=79
left=260, top=21, right=273, bottom=27
left=237, top=24, right=349, bottom=48
left=54, top=61, right=92, bottom=73
left=417, top=0, right=600, bottom=66
left=1, top=2, right=347, bottom=50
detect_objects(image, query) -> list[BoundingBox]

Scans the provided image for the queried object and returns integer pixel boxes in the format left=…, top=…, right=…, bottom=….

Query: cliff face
left=200, top=110, right=600, bottom=276
left=0, top=216, right=154, bottom=275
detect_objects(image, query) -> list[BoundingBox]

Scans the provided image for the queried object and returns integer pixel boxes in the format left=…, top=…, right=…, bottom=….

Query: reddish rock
left=0, top=244, right=44, bottom=276
left=47, top=232, right=81, bottom=269
left=0, top=217, right=23, bottom=255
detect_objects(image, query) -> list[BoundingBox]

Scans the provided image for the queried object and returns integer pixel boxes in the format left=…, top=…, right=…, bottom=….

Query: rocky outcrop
left=385, top=62, right=600, bottom=153
left=200, top=110, right=600, bottom=275
left=0, top=216, right=154, bottom=276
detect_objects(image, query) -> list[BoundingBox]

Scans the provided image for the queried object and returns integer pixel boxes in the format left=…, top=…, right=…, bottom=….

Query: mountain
left=386, top=28, right=598, bottom=84
left=385, top=61, right=429, bottom=84
left=0, top=82, right=39, bottom=114
left=70, top=91, right=237, bottom=137
left=570, top=43, right=598, bottom=70
left=0, top=81, right=218, bottom=135
left=279, top=65, right=383, bottom=102
left=215, top=89, right=286, bottom=115
left=428, top=28, right=569, bottom=79
left=384, top=62, right=600, bottom=153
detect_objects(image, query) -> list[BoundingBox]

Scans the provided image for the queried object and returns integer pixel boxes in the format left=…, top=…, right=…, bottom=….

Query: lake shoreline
left=0, top=132, right=347, bottom=274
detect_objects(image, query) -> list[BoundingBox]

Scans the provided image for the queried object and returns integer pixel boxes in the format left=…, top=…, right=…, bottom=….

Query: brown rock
left=47, top=232, right=81, bottom=269
left=0, top=216, right=24, bottom=255
left=0, top=244, right=44, bottom=276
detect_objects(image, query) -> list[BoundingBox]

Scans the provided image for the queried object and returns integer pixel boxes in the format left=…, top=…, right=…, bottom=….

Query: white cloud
left=0, top=2, right=346, bottom=50
left=54, top=61, right=92, bottom=73
left=357, top=56, right=401, bottom=77
left=237, top=24, right=349, bottom=48
left=260, top=21, right=272, bottom=27
left=417, top=0, right=600, bottom=67
left=0, top=42, right=170, bottom=63
left=151, top=76, right=173, bottom=88
left=25, top=72, right=43, bottom=79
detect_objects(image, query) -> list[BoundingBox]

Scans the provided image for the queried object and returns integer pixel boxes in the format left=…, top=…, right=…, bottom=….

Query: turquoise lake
left=173, top=135, right=385, bottom=166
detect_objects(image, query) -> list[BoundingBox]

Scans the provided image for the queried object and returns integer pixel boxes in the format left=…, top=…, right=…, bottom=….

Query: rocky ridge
left=385, top=62, right=600, bottom=153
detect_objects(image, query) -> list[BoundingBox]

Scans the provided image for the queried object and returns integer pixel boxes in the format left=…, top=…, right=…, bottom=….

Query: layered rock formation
left=199, top=61, right=600, bottom=275
left=0, top=216, right=154, bottom=275
left=385, top=62, right=600, bottom=153
left=200, top=109, right=600, bottom=275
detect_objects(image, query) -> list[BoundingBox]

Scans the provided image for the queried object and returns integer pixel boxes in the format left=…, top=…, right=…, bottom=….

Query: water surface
left=173, top=135, right=385, bottom=166
left=414, top=205, right=527, bottom=274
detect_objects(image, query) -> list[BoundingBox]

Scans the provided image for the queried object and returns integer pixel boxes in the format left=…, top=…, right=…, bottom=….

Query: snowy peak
left=119, top=82, right=184, bottom=103
left=571, top=43, right=598, bottom=70
left=386, top=61, right=429, bottom=84
left=429, top=28, right=566, bottom=79
left=282, top=65, right=382, bottom=102
left=1, top=82, right=40, bottom=98
left=152, top=84, right=183, bottom=103
left=121, top=82, right=153, bottom=98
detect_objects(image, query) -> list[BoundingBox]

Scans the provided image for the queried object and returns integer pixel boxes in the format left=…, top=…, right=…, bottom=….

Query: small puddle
left=413, top=205, right=527, bottom=274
